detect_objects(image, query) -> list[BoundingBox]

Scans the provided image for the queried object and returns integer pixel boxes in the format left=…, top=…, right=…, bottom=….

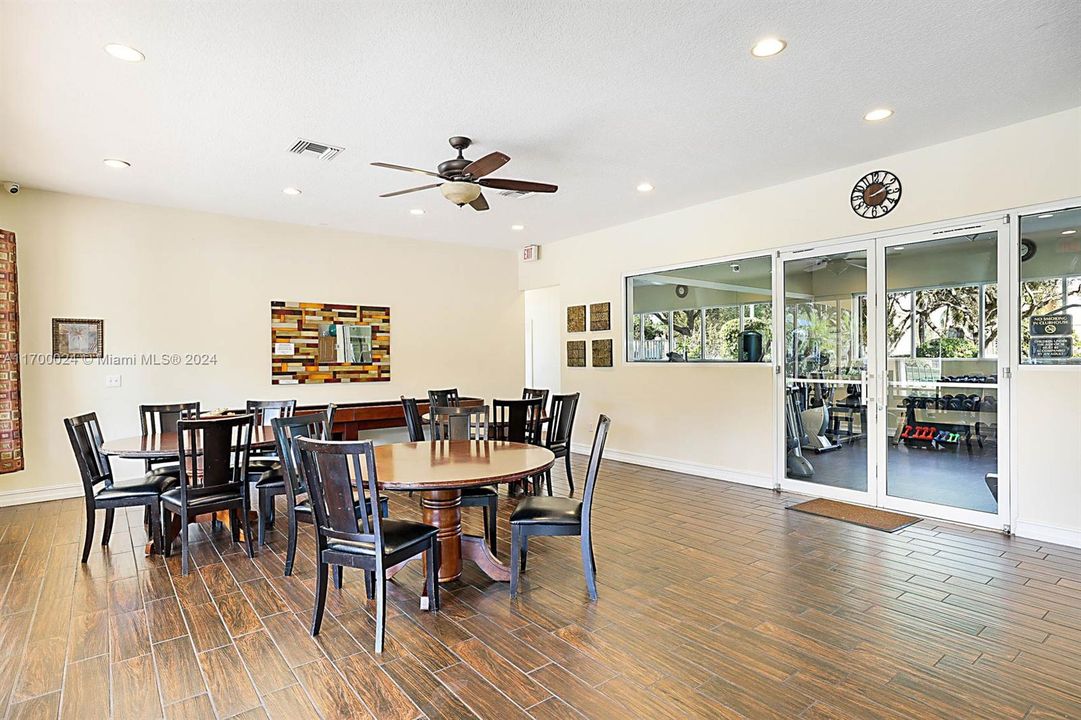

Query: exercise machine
left=785, top=388, right=815, bottom=479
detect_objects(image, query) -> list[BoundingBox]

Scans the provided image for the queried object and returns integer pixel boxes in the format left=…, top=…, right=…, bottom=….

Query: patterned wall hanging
left=566, top=305, right=586, bottom=333
left=52, top=318, right=103, bottom=358
left=567, top=340, right=586, bottom=367
left=0, top=230, right=22, bottom=473
left=271, top=301, right=390, bottom=384
left=589, top=302, right=611, bottom=332
left=591, top=339, right=613, bottom=367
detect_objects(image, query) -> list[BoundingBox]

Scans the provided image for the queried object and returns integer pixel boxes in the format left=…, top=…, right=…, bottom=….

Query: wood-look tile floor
left=2, top=458, right=1081, bottom=719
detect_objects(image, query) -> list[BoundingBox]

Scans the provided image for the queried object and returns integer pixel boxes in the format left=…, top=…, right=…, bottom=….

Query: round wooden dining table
left=375, top=440, right=555, bottom=585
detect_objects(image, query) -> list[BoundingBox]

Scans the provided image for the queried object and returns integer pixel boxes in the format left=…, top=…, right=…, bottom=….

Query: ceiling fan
left=804, top=254, right=867, bottom=275
left=371, top=136, right=557, bottom=211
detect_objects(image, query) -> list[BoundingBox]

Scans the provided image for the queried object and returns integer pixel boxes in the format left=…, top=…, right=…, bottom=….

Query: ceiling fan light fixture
left=441, top=181, right=481, bottom=206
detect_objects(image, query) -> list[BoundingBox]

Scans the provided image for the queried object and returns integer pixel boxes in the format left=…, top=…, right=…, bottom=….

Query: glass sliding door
left=876, top=223, right=1009, bottom=527
left=778, top=242, right=876, bottom=503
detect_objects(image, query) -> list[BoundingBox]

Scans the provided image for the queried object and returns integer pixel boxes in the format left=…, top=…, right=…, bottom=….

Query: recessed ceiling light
left=104, top=43, right=144, bottom=62
left=1063, top=230, right=1077, bottom=235
left=864, top=108, right=894, bottom=122
left=751, top=37, right=787, bottom=58
left=636, top=182, right=654, bottom=193
left=282, top=187, right=302, bottom=196
left=511, top=224, right=525, bottom=231
left=410, top=208, right=425, bottom=216
left=1038, top=213, right=1055, bottom=219
left=103, top=158, right=130, bottom=169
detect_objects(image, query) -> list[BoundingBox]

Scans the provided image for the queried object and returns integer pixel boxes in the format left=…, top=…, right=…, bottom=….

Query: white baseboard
left=0, top=482, right=83, bottom=507
left=1013, top=521, right=1081, bottom=549
left=570, top=443, right=773, bottom=489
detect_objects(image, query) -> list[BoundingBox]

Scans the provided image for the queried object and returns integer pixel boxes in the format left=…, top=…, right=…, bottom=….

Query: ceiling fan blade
left=469, top=193, right=490, bottom=212
left=371, top=162, right=442, bottom=179
left=379, top=183, right=441, bottom=198
left=478, top=178, right=557, bottom=193
left=463, top=152, right=510, bottom=179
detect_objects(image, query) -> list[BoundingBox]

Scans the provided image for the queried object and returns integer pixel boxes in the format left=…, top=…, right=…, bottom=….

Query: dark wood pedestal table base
left=101, top=426, right=278, bottom=554
left=375, top=440, right=555, bottom=606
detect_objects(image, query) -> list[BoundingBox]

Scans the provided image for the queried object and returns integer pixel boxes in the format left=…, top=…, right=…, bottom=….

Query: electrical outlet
left=105, top=374, right=122, bottom=388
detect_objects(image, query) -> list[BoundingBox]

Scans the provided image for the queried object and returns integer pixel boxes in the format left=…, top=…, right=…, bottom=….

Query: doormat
left=787, top=498, right=921, bottom=532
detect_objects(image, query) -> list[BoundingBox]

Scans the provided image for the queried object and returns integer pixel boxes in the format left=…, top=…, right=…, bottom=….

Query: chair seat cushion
left=326, top=519, right=436, bottom=557
left=295, top=496, right=387, bottom=517
left=510, top=496, right=582, bottom=525
left=147, top=462, right=180, bottom=477
left=253, top=466, right=285, bottom=488
left=247, top=456, right=280, bottom=470
left=96, top=475, right=173, bottom=501
left=461, top=485, right=497, bottom=498
left=160, top=486, right=243, bottom=509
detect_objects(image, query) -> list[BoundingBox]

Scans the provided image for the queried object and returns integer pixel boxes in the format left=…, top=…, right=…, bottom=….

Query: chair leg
left=284, top=512, right=298, bottom=576
left=565, top=453, right=575, bottom=496
left=520, top=535, right=528, bottom=573
left=258, top=491, right=269, bottom=546
left=311, top=561, right=328, bottom=636
left=374, top=570, right=387, bottom=653
left=333, top=564, right=343, bottom=590
left=532, top=475, right=541, bottom=496
left=545, top=470, right=553, bottom=496
left=148, top=502, right=162, bottom=555
left=581, top=531, right=597, bottom=601
left=143, top=505, right=150, bottom=528
left=487, top=497, right=498, bottom=555
left=242, top=503, right=255, bottom=559
left=426, top=539, right=440, bottom=611
left=363, top=570, right=374, bottom=600
left=101, top=508, right=115, bottom=546
left=378, top=497, right=389, bottom=518
left=180, top=517, right=191, bottom=576
left=510, top=526, right=521, bottom=598
left=81, top=503, right=95, bottom=563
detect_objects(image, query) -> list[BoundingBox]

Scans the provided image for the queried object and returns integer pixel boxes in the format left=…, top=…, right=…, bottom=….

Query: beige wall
left=520, top=108, right=1081, bottom=538
left=0, top=190, right=523, bottom=499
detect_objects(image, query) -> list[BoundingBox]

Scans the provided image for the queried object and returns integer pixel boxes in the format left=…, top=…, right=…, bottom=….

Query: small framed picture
left=52, top=318, right=103, bottom=359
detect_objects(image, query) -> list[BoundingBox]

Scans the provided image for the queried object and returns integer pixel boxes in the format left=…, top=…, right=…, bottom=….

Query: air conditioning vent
left=496, top=189, right=533, bottom=199
left=288, top=138, right=344, bottom=161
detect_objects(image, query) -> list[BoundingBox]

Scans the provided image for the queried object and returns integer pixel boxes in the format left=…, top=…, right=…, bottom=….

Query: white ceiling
left=2, top=1, right=1079, bottom=249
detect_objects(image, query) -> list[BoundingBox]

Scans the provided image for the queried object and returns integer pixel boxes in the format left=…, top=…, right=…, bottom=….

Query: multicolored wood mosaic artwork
left=0, top=230, right=21, bottom=473
left=271, top=301, right=390, bottom=384
left=566, top=305, right=586, bottom=333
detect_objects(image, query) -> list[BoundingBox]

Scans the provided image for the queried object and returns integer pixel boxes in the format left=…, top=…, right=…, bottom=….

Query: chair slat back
left=245, top=399, right=297, bottom=425
left=581, top=415, right=611, bottom=523
left=139, top=402, right=200, bottom=435
left=176, top=415, right=254, bottom=501
left=493, top=398, right=543, bottom=444
left=271, top=410, right=332, bottom=507
left=427, top=388, right=460, bottom=409
left=431, top=405, right=488, bottom=441
left=522, top=388, right=549, bottom=415
left=547, top=393, right=580, bottom=447
left=64, top=412, right=113, bottom=494
left=296, top=438, right=383, bottom=547
left=400, top=396, right=425, bottom=442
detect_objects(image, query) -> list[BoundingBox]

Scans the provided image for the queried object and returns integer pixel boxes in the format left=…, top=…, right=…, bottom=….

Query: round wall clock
left=851, top=170, right=901, bottom=219
left=675, top=284, right=689, bottom=298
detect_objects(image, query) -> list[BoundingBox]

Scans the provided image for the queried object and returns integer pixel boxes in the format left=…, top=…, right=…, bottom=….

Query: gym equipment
left=785, top=388, right=815, bottom=479
left=796, top=384, right=842, bottom=454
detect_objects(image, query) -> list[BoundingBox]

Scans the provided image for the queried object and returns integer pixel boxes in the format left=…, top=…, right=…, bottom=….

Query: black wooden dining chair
left=427, top=388, right=460, bottom=409
left=160, top=414, right=255, bottom=575
left=297, top=436, right=439, bottom=652
left=272, top=408, right=387, bottom=577
left=494, top=398, right=544, bottom=494
left=401, top=396, right=426, bottom=442
left=522, top=388, right=549, bottom=444
left=138, top=402, right=200, bottom=477
left=65, top=412, right=169, bottom=563
left=511, top=415, right=610, bottom=600
left=245, top=399, right=297, bottom=545
left=540, top=392, right=580, bottom=495
left=430, top=405, right=500, bottom=552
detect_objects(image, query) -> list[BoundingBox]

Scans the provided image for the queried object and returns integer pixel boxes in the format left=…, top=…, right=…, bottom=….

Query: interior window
left=1019, top=206, right=1081, bottom=364
left=625, top=255, right=773, bottom=363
